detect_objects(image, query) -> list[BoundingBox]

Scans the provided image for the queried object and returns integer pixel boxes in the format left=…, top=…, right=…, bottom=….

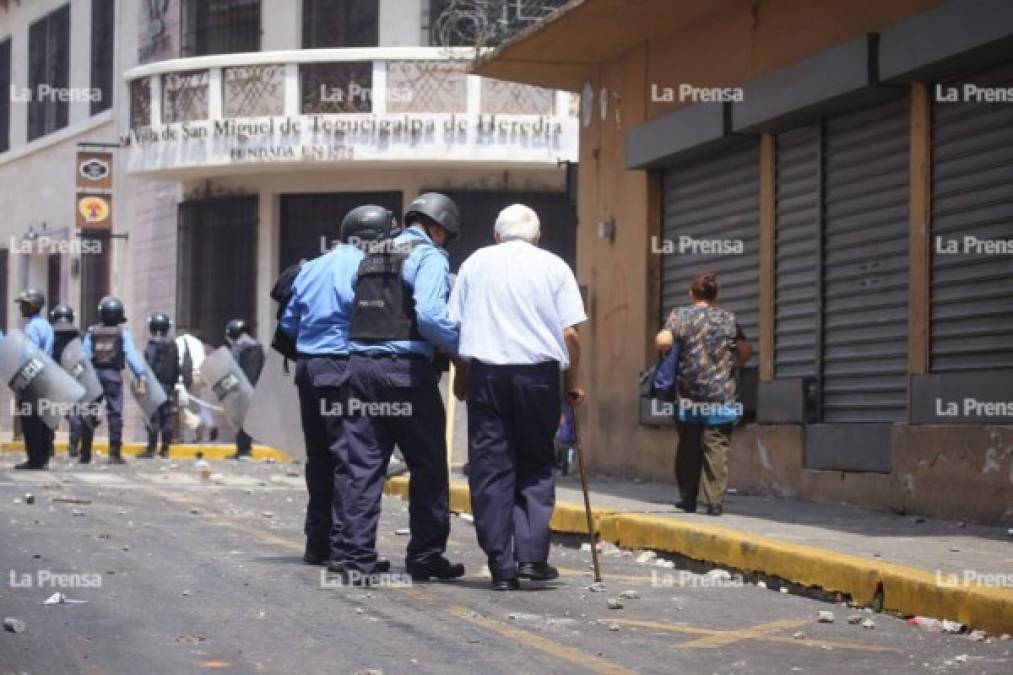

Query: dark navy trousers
left=295, top=356, right=350, bottom=559
left=146, top=388, right=174, bottom=451
left=339, top=354, right=450, bottom=574
left=81, top=367, right=124, bottom=452
left=22, top=405, right=54, bottom=468
left=467, top=360, right=560, bottom=579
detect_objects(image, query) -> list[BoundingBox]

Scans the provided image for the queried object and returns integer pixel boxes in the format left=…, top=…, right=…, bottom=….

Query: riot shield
left=199, top=347, right=253, bottom=430
left=128, top=362, right=168, bottom=431
left=243, top=349, right=306, bottom=459
left=0, top=330, right=86, bottom=430
left=59, top=337, right=103, bottom=403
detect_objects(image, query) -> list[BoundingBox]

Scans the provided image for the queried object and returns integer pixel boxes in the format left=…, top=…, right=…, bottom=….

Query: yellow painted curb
left=0, top=440, right=293, bottom=463
left=382, top=476, right=1013, bottom=635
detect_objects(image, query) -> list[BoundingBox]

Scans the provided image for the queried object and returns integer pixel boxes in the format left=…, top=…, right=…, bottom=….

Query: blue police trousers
left=338, top=354, right=450, bottom=574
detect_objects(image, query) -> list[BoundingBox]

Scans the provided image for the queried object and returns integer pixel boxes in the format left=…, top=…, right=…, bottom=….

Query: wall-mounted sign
left=76, top=151, right=114, bottom=192
left=77, top=195, right=112, bottom=231
left=122, top=113, right=579, bottom=175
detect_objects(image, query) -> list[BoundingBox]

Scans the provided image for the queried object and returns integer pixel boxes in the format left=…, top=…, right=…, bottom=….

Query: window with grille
left=180, top=0, right=261, bottom=58
left=177, top=196, right=258, bottom=345
left=90, top=0, right=115, bottom=115
left=28, top=5, right=70, bottom=141
left=0, top=40, right=10, bottom=153
left=79, top=234, right=111, bottom=331
left=303, top=0, right=378, bottom=48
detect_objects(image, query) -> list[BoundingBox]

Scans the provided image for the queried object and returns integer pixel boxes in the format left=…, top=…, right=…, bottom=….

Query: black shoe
left=675, top=500, right=697, bottom=513
left=406, top=557, right=465, bottom=582
left=13, top=461, right=45, bottom=471
left=327, top=556, right=390, bottom=574
left=79, top=454, right=91, bottom=464
left=303, top=549, right=330, bottom=566
left=108, top=455, right=126, bottom=465
left=491, top=576, right=520, bottom=591
left=137, top=448, right=156, bottom=459
left=517, top=562, right=559, bottom=581
left=705, top=504, right=723, bottom=516
left=158, top=447, right=169, bottom=458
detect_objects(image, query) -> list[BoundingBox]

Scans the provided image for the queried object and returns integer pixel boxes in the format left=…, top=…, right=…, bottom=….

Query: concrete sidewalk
left=385, top=471, right=1013, bottom=635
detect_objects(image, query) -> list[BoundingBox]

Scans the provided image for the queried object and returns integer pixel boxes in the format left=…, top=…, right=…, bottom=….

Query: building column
left=256, top=191, right=279, bottom=347
left=758, top=133, right=776, bottom=382
left=908, top=83, right=931, bottom=375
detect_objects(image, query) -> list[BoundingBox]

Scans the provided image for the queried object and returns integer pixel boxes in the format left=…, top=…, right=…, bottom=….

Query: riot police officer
left=340, top=192, right=465, bottom=583
left=141, top=312, right=180, bottom=458
left=224, top=319, right=264, bottom=460
left=50, top=304, right=84, bottom=458
left=278, top=205, right=393, bottom=567
left=14, top=289, right=54, bottom=470
left=81, top=296, right=147, bottom=464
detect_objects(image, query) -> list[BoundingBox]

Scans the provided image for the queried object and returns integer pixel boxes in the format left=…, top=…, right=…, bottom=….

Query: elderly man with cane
left=449, top=204, right=587, bottom=591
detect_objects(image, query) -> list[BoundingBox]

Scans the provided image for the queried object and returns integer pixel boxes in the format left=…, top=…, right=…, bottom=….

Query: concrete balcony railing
left=122, top=47, right=578, bottom=176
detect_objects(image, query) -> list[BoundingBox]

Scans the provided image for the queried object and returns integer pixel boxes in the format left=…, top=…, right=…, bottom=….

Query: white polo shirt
left=448, top=240, right=587, bottom=367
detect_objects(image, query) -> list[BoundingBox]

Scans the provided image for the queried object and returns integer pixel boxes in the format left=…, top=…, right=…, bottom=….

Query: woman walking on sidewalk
left=655, top=273, right=752, bottom=516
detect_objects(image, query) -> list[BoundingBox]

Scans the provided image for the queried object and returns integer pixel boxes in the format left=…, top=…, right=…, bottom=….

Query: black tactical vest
left=90, top=325, right=124, bottom=369
left=349, top=240, right=426, bottom=342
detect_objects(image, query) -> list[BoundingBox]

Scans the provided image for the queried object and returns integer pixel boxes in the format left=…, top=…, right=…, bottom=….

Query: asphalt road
left=0, top=455, right=1009, bottom=675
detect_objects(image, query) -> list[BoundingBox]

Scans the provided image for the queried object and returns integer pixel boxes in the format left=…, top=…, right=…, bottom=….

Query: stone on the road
left=817, top=611, right=835, bottom=623
left=3, top=617, right=26, bottom=633
left=607, top=598, right=623, bottom=610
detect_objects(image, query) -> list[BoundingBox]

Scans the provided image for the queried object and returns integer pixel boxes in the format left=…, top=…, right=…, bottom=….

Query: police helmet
left=14, top=288, right=45, bottom=310
left=49, top=303, right=75, bottom=326
left=98, top=296, right=127, bottom=325
left=225, top=318, right=249, bottom=342
left=148, top=312, right=172, bottom=336
left=404, top=192, right=461, bottom=241
left=340, top=205, right=396, bottom=244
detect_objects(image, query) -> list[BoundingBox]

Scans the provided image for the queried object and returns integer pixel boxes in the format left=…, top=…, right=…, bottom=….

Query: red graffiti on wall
left=602, top=262, right=630, bottom=374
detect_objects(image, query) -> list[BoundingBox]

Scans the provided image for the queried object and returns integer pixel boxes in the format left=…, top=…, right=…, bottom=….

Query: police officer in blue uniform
left=50, top=304, right=84, bottom=458
left=279, top=205, right=393, bottom=567
left=140, top=312, right=180, bottom=459
left=340, top=192, right=465, bottom=583
left=81, top=296, right=147, bottom=465
left=224, top=319, right=265, bottom=460
left=14, top=289, right=55, bottom=470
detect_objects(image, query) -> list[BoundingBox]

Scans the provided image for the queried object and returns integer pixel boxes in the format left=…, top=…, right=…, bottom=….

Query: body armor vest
left=91, top=325, right=124, bottom=369
left=349, top=240, right=426, bottom=342
left=146, top=338, right=177, bottom=385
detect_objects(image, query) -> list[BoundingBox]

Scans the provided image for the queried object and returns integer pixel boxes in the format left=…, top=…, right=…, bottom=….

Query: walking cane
left=570, top=403, right=602, bottom=583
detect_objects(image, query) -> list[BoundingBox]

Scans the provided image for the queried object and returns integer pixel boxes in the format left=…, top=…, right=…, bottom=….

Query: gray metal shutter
left=822, top=97, right=910, bottom=423
left=660, top=141, right=760, bottom=358
left=930, top=64, right=1013, bottom=372
left=774, top=126, right=819, bottom=378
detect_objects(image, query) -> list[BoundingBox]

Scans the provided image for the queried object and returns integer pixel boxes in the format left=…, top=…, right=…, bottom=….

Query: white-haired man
left=448, top=203, right=586, bottom=591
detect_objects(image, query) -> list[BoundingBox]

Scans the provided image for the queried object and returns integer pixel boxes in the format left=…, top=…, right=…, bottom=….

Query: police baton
left=569, top=400, right=601, bottom=584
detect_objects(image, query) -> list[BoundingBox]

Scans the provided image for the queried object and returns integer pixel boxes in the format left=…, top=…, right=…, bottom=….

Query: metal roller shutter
left=774, top=126, right=819, bottom=378
left=822, top=97, right=910, bottom=423
left=930, top=63, right=1013, bottom=372
left=660, top=141, right=760, bottom=361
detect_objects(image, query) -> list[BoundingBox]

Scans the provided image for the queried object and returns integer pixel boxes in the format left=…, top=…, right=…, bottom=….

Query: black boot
left=68, top=436, right=80, bottom=458
left=137, top=446, right=156, bottom=459
left=108, top=445, right=126, bottom=465
left=158, top=445, right=170, bottom=458
left=406, top=557, right=465, bottom=582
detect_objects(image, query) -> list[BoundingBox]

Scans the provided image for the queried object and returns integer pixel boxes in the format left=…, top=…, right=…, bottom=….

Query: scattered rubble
left=394, top=528, right=410, bottom=536
left=618, top=590, right=639, bottom=600
left=458, top=513, right=474, bottom=523
left=608, top=623, right=620, bottom=632
left=847, top=615, right=864, bottom=625
left=861, top=619, right=876, bottom=630
left=24, top=493, right=34, bottom=505
left=606, top=598, right=623, bottom=610
left=706, top=569, right=731, bottom=581
left=968, top=630, right=987, bottom=642
left=43, top=593, right=87, bottom=605
left=2, top=618, right=26, bottom=634
left=586, top=582, right=607, bottom=593
left=635, top=551, right=657, bottom=564
left=817, top=611, right=835, bottom=623
left=793, top=631, right=806, bottom=640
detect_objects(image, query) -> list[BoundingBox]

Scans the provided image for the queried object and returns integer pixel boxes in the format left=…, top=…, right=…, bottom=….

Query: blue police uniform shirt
left=82, top=326, right=146, bottom=379
left=350, top=227, right=460, bottom=358
left=24, top=313, right=54, bottom=357
left=279, top=244, right=364, bottom=355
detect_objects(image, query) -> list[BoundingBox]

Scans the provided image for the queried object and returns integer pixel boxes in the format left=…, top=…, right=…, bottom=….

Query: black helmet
left=340, top=205, right=396, bottom=244
left=148, top=312, right=172, bottom=336
left=98, top=296, right=126, bottom=325
left=49, top=303, right=75, bottom=326
left=404, top=192, right=461, bottom=241
left=14, top=288, right=45, bottom=309
left=225, top=318, right=249, bottom=342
